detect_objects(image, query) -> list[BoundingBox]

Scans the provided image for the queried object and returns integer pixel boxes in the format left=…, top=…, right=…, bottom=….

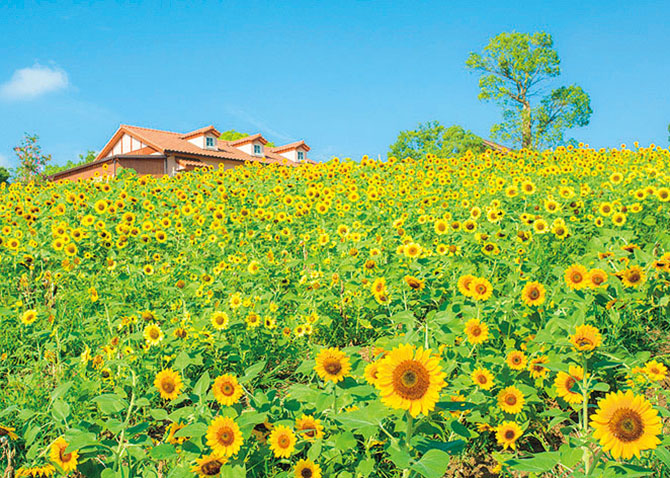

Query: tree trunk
left=521, top=102, right=532, bottom=149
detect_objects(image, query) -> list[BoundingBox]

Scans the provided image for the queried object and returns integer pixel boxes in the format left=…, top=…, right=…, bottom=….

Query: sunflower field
left=1, top=145, right=669, bottom=478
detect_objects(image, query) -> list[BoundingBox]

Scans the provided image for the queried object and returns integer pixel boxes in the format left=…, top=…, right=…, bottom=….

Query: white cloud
left=0, top=64, right=68, bottom=101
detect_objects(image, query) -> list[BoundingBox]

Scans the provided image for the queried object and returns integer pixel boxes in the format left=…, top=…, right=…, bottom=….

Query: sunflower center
left=323, top=359, right=343, bottom=375
left=571, top=272, right=583, bottom=283
left=512, top=356, right=521, bottom=365
left=149, top=329, right=159, bottom=340
left=222, top=383, right=233, bottom=395
left=301, top=468, right=314, bottom=478
left=278, top=434, right=291, bottom=448
left=162, top=379, right=175, bottom=393
left=59, top=447, right=72, bottom=463
left=628, top=272, right=640, bottom=283
left=202, top=460, right=223, bottom=475
left=475, top=284, right=487, bottom=294
left=477, top=374, right=488, bottom=385
left=392, top=361, right=430, bottom=400
left=505, top=394, right=517, bottom=406
left=218, top=428, right=234, bottom=446
left=609, top=408, right=644, bottom=442
left=577, top=337, right=593, bottom=348
left=504, top=429, right=516, bottom=440
left=529, top=288, right=539, bottom=299
left=470, top=326, right=482, bottom=337
left=565, top=377, right=576, bottom=391
left=592, top=276, right=603, bottom=285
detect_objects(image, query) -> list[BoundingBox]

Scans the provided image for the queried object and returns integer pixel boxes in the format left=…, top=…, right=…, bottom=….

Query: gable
left=105, top=133, right=157, bottom=158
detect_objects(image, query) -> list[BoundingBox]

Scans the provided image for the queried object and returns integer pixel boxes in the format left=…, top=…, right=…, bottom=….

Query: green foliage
left=0, top=166, right=10, bottom=184
left=466, top=31, right=592, bottom=150
left=44, top=150, right=97, bottom=176
left=220, top=130, right=276, bottom=148
left=388, top=121, right=486, bottom=159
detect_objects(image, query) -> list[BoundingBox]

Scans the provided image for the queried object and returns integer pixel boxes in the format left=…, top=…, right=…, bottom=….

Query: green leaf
left=93, top=394, right=127, bottom=415
left=175, top=422, right=208, bottom=438
left=414, top=437, right=464, bottom=455
left=653, top=447, right=670, bottom=469
left=150, top=408, right=169, bottom=420
left=193, top=371, right=211, bottom=399
left=52, top=399, right=71, bottom=423
left=150, top=443, right=177, bottom=459
left=240, top=360, right=266, bottom=384
left=508, top=451, right=560, bottom=473
left=64, top=430, right=98, bottom=453
left=356, top=458, right=375, bottom=477
left=411, top=449, right=451, bottom=478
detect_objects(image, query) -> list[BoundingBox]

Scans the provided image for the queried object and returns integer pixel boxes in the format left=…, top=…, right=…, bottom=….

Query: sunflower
left=295, top=414, right=324, bottom=440
left=564, top=264, right=588, bottom=290
left=619, top=265, right=646, bottom=288
left=554, top=365, right=584, bottom=404
left=16, top=465, right=56, bottom=478
left=587, top=269, right=608, bottom=288
left=506, top=351, right=527, bottom=370
left=20, top=309, right=37, bottom=325
left=590, top=390, right=662, bottom=459
left=643, top=360, right=667, bottom=381
left=212, top=374, right=243, bottom=406
left=521, top=281, right=545, bottom=307
left=471, top=367, right=494, bottom=390
left=211, top=312, right=229, bottom=330
left=0, top=425, right=18, bottom=440
left=464, top=318, right=489, bottom=345
left=404, top=242, right=422, bottom=259
left=154, top=368, right=183, bottom=400
left=495, top=421, right=523, bottom=450
left=376, top=344, right=446, bottom=417
left=49, top=437, right=78, bottom=472
left=143, top=323, right=164, bottom=346
left=314, top=347, right=351, bottom=383
left=497, top=386, right=525, bottom=414
left=191, top=454, right=227, bottom=477
left=206, top=416, right=243, bottom=457
left=470, top=277, right=493, bottom=301
left=364, top=361, right=381, bottom=387
left=457, top=274, right=476, bottom=297
left=294, top=459, right=322, bottom=478
left=528, top=355, right=549, bottom=379
left=569, top=324, right=602, bottom=352
left=404, top=275, right=425, bottom=291
left=268, top=424, right=297, bottom=458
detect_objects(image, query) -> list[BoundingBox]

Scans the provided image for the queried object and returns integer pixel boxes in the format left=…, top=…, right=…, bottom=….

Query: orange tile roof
left=270, top=140, right=311, bottom=153
left=96, top=125, right=301, bottom=166
left=181, top=125, right=221, bottom=139
left=228, top=133, right=268, bottom=146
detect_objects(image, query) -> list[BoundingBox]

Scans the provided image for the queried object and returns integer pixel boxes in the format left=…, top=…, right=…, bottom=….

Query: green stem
left=405, top=411, right=414, bottom=450
left=581, top=354, right=590, bottom=475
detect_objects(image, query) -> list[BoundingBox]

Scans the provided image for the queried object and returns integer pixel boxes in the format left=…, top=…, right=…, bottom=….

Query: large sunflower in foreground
left=590, top=390, right=662, bottom=459
left=191, top=454, right=227, bottom=477
left=314, top=347, right=351, bottom=383
left=154, top=369, right=183, bottom=400
left=49, top=437, right=78, bottom=473
left=212, top=374, right=243, bottom=406
left=376, top=344, right=446, bottom=417
left=206, top=416, right=243, bottom=457
left=294, top=459, right=322, bottom=478
left=569, top=324, right=602, bottom=352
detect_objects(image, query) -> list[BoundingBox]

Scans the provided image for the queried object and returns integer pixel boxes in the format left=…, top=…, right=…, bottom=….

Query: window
left=254, top=144, right=262, bottom=155
left=297, top=151, right=304, bottom=161
left=206, top=137, right=215, bottom=148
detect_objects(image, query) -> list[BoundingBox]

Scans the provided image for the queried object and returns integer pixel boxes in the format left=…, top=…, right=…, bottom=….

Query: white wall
left=108, top=133, right=147, bottom=157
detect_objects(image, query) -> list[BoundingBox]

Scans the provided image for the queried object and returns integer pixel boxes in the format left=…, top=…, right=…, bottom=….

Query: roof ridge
left=121, top=124, right=182, bottom=136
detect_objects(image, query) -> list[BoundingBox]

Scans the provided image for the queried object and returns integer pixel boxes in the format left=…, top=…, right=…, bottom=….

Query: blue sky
left=1, top=0, right=669, bottom=167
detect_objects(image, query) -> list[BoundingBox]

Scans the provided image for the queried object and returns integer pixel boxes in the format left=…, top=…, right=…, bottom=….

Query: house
left=50, top=124, right=313, bottom=181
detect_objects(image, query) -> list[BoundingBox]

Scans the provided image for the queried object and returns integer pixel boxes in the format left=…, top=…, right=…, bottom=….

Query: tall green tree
left=389, top=122, right=486, bottom=159
left=466, top=31, right=592, bottom=150
left=44, top=150, right=97, bottom=176
left=0, top=167, right=9, bottom=184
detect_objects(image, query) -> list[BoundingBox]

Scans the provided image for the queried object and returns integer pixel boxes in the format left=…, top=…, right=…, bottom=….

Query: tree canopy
left=388, top=122, right=486, bottom=160
left=0, top=167, right=9, bottom=184
left=44, top=150, right=97, bottom=176
left=466, top=31, right=592, bottom=150
left=220, top=130, right=275, bottom=148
